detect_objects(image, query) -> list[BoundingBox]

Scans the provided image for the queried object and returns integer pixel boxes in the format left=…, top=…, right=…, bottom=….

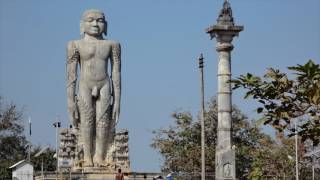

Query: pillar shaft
left=217, top=43, right=233, bottom=149
left=215, top=42, right=236, bottom=180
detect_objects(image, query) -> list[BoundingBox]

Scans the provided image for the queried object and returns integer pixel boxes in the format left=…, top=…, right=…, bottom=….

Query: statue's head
left=80, top=9, right=107, bottom=37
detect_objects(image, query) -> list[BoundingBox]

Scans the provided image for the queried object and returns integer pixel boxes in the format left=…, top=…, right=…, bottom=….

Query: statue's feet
left=93, top=155, right=105, bottom=167
left=83, top=158, right=94, bottom=167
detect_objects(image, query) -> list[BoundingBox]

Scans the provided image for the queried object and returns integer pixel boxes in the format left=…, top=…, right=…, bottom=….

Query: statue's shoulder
left=103, top=39, right=120, bottom=47
left=67, top=40, right=81, bottom=50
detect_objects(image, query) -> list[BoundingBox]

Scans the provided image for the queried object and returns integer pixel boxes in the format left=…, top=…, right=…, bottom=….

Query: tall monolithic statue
left=66, top=9, right=121, bottom=167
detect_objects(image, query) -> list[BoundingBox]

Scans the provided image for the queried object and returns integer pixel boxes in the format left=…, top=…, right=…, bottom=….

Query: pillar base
left=215, top=148, right=236, bottom=180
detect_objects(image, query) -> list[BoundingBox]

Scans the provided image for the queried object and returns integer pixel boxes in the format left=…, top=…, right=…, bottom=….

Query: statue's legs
left=93, top=84, right=112, bottom=166
left=105, top=120, right=115, bottom=163
left=78, top=85, right=94, bottom=167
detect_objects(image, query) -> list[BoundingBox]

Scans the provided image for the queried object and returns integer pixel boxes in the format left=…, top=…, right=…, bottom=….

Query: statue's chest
left=78, top=42, right=111, bottom=60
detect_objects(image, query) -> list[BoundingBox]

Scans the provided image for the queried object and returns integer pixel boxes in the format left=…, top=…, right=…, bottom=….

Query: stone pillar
left=215, top=39, right=235, bottom=180
left=217, top=41, right=233, bottom=150
left=206, top=1, right=243, bottom=179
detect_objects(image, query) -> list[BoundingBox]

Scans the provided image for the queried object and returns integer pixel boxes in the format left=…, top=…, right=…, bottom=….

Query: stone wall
left=114, top=129, right=130, bottom=172
left=58, top=128, right=130, bottom=172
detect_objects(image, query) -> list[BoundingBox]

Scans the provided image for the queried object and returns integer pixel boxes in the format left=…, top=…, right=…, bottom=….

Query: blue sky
left=0, top=0, right=319, bottom=172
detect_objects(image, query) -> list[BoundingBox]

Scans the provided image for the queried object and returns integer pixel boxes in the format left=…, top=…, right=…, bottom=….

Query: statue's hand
left=112, top=102, right=120, bottom=124
left=68, top=102, right=80, bottom=128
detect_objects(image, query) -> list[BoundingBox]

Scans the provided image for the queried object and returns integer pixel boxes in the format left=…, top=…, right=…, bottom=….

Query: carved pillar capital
left=216, top=42, right=234, bottom=52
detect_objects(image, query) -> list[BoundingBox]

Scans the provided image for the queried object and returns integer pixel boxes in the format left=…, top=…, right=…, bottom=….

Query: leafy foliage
left=0, top=97, right=27, bottom=179
left=0, top=97, right=57, bottom=178
left=31, top=146, right=56, bottom=172
left=151, top=98, right=271, bottom=179
left=151, top=97, right=319, bottom=178
left=248, top=135, right=296, bottom=179
left=151, top=111, right=204, bottom=173
left=232, top=60, right=320, bottom=145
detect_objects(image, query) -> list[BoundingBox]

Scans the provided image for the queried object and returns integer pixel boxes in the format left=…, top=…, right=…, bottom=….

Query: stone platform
left=35, top=171, right=163, bottom=180
left=58, top=128, right=130, bottom=172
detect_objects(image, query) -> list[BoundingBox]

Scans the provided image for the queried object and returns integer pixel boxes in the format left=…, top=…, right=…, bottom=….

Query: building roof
left=9, top=160, right=32, bottom=169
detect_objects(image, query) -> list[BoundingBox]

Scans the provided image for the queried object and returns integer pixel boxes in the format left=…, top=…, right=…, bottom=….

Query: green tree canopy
left=0, top=97, right=57, bottom=179
left=151, top=97, right=318, bottom=179
left=0, top=97, right=28, bottom=179
left=31, top=145, right=56, bottom=173
left=151, top=98, right=273, bottom=179
left=231, top=60, right=320, bottom=145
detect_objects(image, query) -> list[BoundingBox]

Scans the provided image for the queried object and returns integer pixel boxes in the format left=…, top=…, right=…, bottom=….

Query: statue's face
left=82, top=12, right=106, bottom=37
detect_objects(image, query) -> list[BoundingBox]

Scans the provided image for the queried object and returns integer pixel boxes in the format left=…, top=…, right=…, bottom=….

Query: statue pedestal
left=79, top=171, right=126, bottom=180
left=59, top=128, right=130, bottom=173
left=82, top=166, right=116, bottom=173
left=35, top=171, right=129, bottom=180
left=35, top=171, right=163, bottom=180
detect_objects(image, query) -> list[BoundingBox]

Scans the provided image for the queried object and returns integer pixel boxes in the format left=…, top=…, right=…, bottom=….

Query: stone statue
left=66, top=9, right=121, bottom=167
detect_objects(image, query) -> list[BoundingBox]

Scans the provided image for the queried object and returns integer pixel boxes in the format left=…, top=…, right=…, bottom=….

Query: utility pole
left=34, top=145, right=49, bottom=178
left=28, top=117, right=32, bottom=163
left=304, top=148, right=320, bottom=180
left=295, top=120, right=299, bottom=180
left=53, top=118, right=61, bottom=180
left=198, top=53, right=205, bottom=180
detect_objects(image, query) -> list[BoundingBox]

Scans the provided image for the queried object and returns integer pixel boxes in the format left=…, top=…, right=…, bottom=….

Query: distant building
left=9, top=160, right=33, bottom=180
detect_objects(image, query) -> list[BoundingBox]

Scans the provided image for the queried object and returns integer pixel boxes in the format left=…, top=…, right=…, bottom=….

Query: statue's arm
left=66, top=41, right=80, bottom=127
left=111, top=42, right=121, bottom=124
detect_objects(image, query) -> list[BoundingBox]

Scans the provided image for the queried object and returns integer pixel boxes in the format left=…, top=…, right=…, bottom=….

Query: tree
left=0, top=97, right=28, bottom=179
left=0, top=97, right=58, bottom=178
left=151, top=98, right=272, bottom=179
left=151, top=111, right=204, bottom=174
left=31, top=146, right=56, bottom=172
left=232, top=60, right=320, bottom=145
left=248, top=133, right=296, bottom=179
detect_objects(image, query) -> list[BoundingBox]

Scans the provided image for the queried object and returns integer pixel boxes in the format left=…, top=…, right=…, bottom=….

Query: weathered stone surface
left=114, top=130, right=130, bottom=171
left=65, top=9, right=124, bottom=170
left=206, top=1, right=243, bottom=179
left=35, top=171, right=163, bottom=180
left=58, top=128, right=130, bottom=172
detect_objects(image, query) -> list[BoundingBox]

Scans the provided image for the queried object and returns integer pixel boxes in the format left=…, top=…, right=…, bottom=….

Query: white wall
left=12, top=163, right=33, bottom=180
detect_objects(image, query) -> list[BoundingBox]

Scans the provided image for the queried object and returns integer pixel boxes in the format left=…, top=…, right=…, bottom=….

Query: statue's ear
left=80, top=22, right=85, bottom=36
left=103, top=21, right=108, bottom=36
